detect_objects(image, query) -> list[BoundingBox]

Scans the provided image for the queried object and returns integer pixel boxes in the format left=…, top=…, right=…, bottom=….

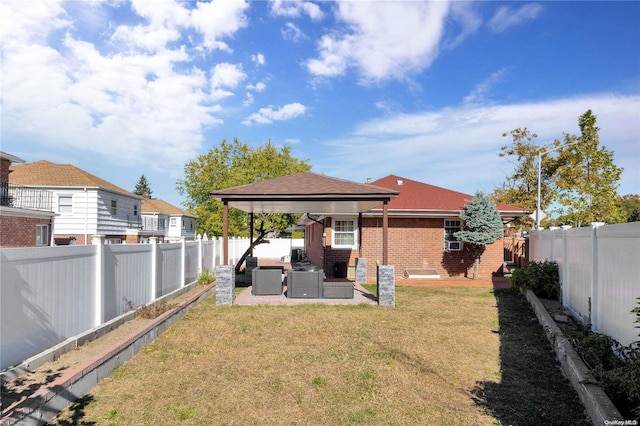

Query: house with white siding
left=9, top=160, right=144, bottom=245
left=140, top=196, right=197, bottom=242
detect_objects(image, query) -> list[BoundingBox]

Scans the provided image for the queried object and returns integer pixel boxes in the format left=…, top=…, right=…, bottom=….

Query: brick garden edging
left=523, top=288, right=624, bottom=425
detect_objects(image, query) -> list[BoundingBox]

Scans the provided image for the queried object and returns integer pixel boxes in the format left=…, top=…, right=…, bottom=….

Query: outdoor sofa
left=251, top=267, right=284, bottom=296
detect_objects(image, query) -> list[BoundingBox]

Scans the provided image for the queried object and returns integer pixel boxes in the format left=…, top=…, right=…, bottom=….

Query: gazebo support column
left=383, top=201, right=389, bottom=265
left=223, top=201, right=229, bottom=265
left=249, top=213, right=254, bottom=257
left=377, top=264, right=395, bottom=307
left=215, top=265, right=235, bottom=305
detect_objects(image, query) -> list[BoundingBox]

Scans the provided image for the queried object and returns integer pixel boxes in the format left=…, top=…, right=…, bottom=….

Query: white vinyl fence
left=530, top=222, right=640, bottom=346
left=0, top=235, right=302, bottom=371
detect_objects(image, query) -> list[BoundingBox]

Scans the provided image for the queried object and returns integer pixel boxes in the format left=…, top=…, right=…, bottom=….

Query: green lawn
left=50, top=286, right=589, bottom=425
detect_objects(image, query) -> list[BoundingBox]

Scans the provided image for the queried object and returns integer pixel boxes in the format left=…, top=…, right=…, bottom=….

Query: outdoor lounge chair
left=286, top=269, right=323, bottom=298
left=251, top=268, right=284, bottom=296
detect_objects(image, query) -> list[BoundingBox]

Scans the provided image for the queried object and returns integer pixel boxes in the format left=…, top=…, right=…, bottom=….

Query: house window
left=332, top=219, right=357, bottom=249
left=110, top=200, right=117, bottom=216
left=170, top=217, right=177, bottom=227
left=444, top=220, right=463, bottom=251
left=36, top=224, right=49, bottom=246
left=182, top=219, right=186, bottom=230
left=58, top=196, right=72, bottom=213
left=159, top=219, right=166, bottom=230
left=133, top=204, right=138, bottom=216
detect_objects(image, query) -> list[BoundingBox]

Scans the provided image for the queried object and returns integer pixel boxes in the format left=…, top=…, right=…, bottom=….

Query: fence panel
left=1, top=245, right=95, bottom=370
left=531, top=222, right=640, bottom=347
left=595, top=223, right=640, bottom=346
left=564, top=227, right=593, bottom=324
left=185, top=242, right=199, bottom=285
left=158, top=243, right=182, bottom=296
left=107, top=244, right=152, bottom=317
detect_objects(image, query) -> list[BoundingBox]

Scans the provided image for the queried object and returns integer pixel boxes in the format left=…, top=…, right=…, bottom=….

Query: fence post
left=590, top=222, right=605, bottom=332
left=197, top=234, right=203, bottom=275
left=181, top=237, right=186, bottom=288
left=150, top=237, right=158, bottom=302
left=561, top=226, right=571, bottom=305
left=91, top=235, right=105, bottom=327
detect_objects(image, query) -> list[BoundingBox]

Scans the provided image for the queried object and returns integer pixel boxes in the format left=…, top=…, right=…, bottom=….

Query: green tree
left=177, top=138, right=311, bottom=237
left=133, top=174, right=152, bottom=196
left=454, top=192, right=504, bottom=280
left=554, top=110, right=624, bottom=225
left=492, top=128, right=561, bottom=231
left=619, top=194, right=640, bottom=222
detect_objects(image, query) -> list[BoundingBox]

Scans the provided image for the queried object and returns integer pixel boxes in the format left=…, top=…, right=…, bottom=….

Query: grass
left=49, top=286, right=589, bottom=425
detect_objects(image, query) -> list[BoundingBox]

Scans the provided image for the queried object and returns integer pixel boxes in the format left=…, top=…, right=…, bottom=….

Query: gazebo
left=210, top=171, right=399, bottom=306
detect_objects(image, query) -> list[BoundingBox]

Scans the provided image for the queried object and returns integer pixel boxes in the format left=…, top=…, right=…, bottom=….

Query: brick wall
left=0, top=216, right=52, bottom=248
left=318, top=216, right=505, bottom=282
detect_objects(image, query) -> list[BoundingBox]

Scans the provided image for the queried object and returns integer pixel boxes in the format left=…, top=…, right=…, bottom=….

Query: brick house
left=301, top=175, right=530, bottom=281
left=140, top=196, right=197, bottom=243
left=8, top=160, right=145, bottom=245
left=0, top=152, right=56, bottom=248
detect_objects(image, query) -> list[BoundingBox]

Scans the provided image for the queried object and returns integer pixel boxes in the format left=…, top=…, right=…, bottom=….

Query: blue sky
left=1, top=0, right=639, bottom=210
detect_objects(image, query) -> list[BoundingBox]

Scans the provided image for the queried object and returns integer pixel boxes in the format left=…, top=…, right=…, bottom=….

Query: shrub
left=576, top=332, right=640, bottom=418
left=197, top=268, right=215, bottom=286
left=508, top=260, right=560, bottom=299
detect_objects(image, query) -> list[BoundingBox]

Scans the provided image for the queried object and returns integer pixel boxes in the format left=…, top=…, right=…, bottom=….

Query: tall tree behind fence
left=530, top=222, right=640, bottom=346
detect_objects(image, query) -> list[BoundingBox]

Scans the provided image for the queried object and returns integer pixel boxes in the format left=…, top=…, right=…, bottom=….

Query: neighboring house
left=301, top=175, right=530, bottom=280
left=140, top=196, right=197, bottom=242
left=9, top=160, right=144, bottom=245
left=0, top=152, right=56, bottom=248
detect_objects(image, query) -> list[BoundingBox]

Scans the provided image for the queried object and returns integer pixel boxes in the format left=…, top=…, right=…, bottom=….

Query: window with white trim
left=332, top=219, right=357, bottom=249
left=110, top=200, right=117, bottom=216
left=170, top=217, right=177, bottom=227
left=36, top=224, right=49, bottom=246
left=444, top=220, right=463, bottom=251
left=58, top=196, right=72, bottom=213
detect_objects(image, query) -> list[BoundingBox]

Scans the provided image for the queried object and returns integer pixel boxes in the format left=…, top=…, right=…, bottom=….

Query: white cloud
left=242, top=102, right=307, bottom=125
left=210, top=63, right=246, bottom=89
left=315, top=94, right=640, bottom=196
left=251, top=52, right=266, bottom=65
left=247, top=82, right=266, bottom=92
left=0, top=0, right=250, bottom=171
left=243, top=92, right=255, bottom=106
left=270, top=0, right=324, bottom=21
left=281, top=22, right=308, bottom=42
left=489, top=3, right=544, bottom=33
left=305, top=1, right=463, bottom=83
left=463, top=69, right=508, bottom=105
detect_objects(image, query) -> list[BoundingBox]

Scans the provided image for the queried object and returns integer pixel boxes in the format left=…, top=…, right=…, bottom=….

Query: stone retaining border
left=0, top=282, right=216, bottom=426
left=523, top=288, right=624, bottom=425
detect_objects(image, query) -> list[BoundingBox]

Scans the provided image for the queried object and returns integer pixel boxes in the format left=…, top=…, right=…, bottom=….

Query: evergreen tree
left=133, top=175, right=152, bottom=197
left=454, top=192, right=504, bottom=280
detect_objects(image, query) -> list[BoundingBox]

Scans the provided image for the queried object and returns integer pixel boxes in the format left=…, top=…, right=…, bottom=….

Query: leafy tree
left=553, top=110, right=624, bottom=225
left=454, top=191, right=504, bottom=280
left=133, top=174, right=152, bottom=196
left=492, top=128, right=561, bottom=231
left=619, top=194, right=640, bottom=222
left=177, top=138, right=311, bottom=237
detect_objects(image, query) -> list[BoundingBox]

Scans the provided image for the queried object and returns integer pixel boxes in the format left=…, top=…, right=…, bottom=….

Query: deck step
left=403, top=268, right=440, bottom=279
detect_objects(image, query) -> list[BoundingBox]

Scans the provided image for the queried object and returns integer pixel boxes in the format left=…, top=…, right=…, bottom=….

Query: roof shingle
left=9, top=160, right=140, bottom=198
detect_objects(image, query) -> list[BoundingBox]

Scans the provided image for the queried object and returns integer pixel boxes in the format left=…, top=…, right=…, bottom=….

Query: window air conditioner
left=445, top=241, right=462, bottom=251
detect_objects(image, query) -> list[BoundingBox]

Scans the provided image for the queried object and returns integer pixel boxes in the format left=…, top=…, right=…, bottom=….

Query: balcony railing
left=1, top=181, right=54, bottom=211
left=127, top=215, right=143, bottom=229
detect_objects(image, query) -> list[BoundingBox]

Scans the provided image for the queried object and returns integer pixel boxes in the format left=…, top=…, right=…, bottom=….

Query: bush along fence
left=0, top=235, right=302, bottom=372
left=529, top=221, right=640, bottom=347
